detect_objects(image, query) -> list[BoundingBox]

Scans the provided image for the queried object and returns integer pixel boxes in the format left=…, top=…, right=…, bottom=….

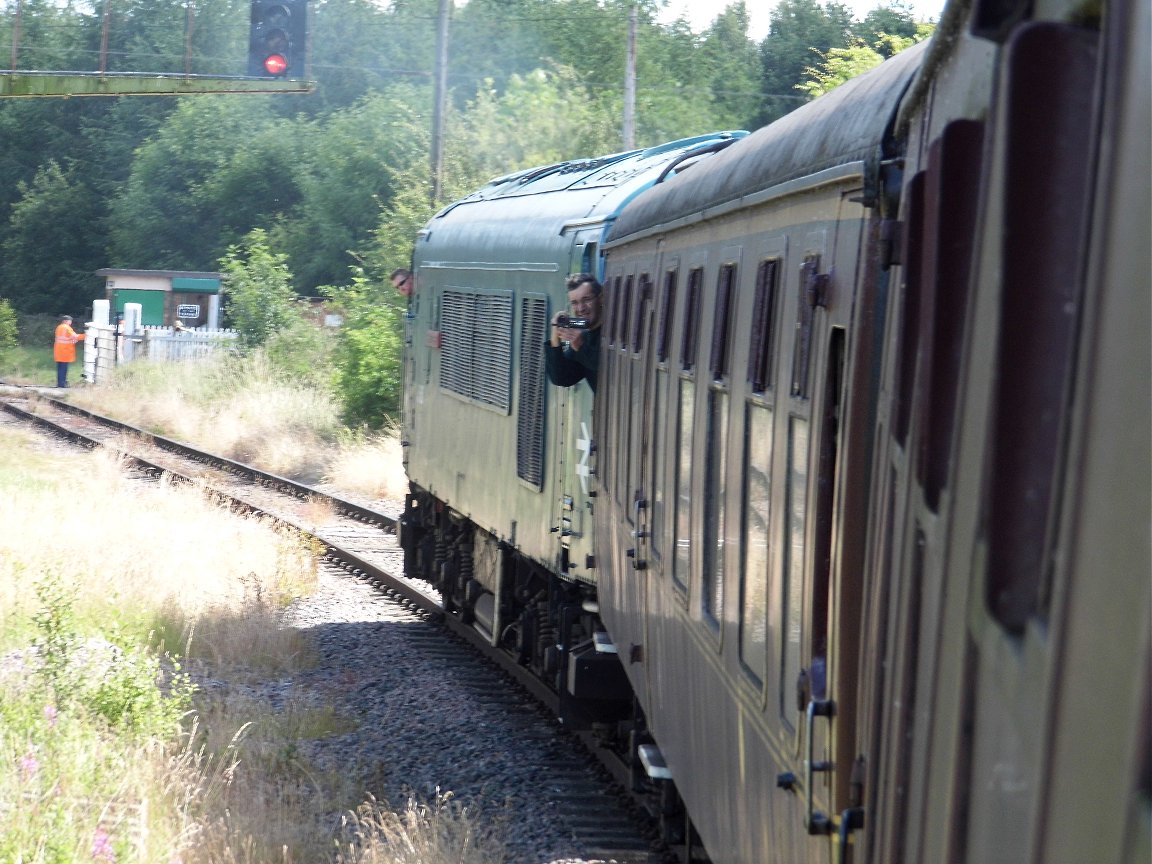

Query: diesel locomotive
left=399, top=0, right=1150, bottom=860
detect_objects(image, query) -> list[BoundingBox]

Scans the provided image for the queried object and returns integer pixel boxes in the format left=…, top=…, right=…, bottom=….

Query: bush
left=16, top=312, right=57, bottom=348
left=220, top=229, right=304, bottom=348
left=324, top=272, right=404, bottom=428
left=0, top=299, right=17, bottom=352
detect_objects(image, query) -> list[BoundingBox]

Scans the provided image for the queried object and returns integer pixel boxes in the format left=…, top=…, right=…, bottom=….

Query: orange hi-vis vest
left=53, top=322, right=85, bottom=363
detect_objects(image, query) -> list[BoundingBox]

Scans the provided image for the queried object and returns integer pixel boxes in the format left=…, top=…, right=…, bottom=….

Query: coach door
left=775, top=213, right=872, bottom=857
left=604, top=259, right=657, bottom=695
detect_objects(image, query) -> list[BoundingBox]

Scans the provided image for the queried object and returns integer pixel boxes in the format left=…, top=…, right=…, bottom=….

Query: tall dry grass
left=0, top=426, right=498, bottom=863
left=64, top=349, right=408, bottom=500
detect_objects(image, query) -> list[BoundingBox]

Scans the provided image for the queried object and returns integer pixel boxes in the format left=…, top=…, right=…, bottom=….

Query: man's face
left=568, top=281, right=601, bottom=328
left=392, top=273, right=414, bottom=296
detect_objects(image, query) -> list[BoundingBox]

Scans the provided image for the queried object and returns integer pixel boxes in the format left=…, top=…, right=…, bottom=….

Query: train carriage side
left=400, top=133, right=745, bottom=712
left=861, top=0, right=1151, bottom=861
left=599, top=44, right=928, bottom=864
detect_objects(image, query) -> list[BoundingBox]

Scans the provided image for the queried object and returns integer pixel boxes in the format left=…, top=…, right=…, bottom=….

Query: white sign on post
left=176, top=304, right=200, bottom=318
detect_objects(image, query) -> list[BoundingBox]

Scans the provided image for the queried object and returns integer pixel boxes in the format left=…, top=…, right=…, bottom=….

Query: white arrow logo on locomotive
left=576, top=421, right=592, bottom=495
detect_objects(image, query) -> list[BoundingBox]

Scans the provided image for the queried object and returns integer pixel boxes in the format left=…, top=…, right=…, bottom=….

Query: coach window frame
left=739, top=252, right=783, bottom=689
left=702, top=254, right=740, bottom=633
left=604, top=274, right=624, bottom=509
left=672, top=264, right=705, bottom=594
left=618, top=273, right=637, bottom=514
left=628, top=271, right=654, bottom=530
left=650, top=262, right=679, bottom=568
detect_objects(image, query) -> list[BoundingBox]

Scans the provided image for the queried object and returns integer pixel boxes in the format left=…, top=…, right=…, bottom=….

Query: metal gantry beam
left=0, top=71, right=314, bottom=97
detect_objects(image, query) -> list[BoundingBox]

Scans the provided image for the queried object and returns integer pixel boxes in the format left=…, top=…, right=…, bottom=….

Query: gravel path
left=268, top=560, right=640, bottom=864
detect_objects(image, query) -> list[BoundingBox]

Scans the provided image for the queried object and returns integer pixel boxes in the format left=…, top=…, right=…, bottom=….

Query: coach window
left=607, top=274, right=624, bottom=348
left=618, top=274, right=635, bottom=508
left=673, top=267, right=703, bottom=591
left=651, top=267, right=678, bottom=565
left=627, top=274, right=652, bottom=518
left=702, top=263, right=736, bottom=629
left=740, top=258, right=780, bottom=684
left=782, top=415, right=809, bottom=721
left=603, top=275, right=623, bottom=506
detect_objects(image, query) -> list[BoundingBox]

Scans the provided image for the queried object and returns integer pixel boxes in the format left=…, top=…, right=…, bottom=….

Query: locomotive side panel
left=407, top=192, right=603, bottom=580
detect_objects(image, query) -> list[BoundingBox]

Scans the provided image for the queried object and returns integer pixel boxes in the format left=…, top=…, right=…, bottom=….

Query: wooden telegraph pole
left=431, top=0, right=451, bottom=207
left=623, top=3, right=636, bottom=149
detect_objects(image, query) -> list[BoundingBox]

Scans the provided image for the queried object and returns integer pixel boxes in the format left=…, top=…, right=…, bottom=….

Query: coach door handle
left=804, top=698, right=834, bottom=835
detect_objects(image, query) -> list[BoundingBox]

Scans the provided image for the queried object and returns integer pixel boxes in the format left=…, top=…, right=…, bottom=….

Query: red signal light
left=263, top=53, right=288, bottom=75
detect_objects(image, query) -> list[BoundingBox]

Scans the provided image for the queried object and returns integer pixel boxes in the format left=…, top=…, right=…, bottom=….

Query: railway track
left=0, top=384, right=664, bottom=863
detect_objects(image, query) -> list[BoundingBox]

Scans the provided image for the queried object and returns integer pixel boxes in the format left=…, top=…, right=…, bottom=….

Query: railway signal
left=248, top=0, right=307, bottom=78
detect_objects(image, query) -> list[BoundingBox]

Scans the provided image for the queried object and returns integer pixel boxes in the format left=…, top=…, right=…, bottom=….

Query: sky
left=657, top=0, right=948, bottom=41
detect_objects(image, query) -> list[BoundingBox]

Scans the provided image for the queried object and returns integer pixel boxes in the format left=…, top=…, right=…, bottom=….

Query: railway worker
left=53, top=314, right=85, bottom=389
left=546, top=273, right=603, bottom=392
left=390, top=268, right=415, bottom=298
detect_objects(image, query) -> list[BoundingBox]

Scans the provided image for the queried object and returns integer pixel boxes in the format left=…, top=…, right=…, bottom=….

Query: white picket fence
left=82, top=324, right=240, bottom=384
left=139, top=325, right=240, bottom=362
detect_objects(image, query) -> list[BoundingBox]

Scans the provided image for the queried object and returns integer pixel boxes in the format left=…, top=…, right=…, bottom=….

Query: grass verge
left=0, top=426, right=500, bottom=863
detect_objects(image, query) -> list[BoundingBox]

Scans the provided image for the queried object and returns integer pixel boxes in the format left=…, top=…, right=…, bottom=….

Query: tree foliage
left=324, top=272, right=404, bottom=426
left=0, top=0, right=936, bottom=423
left=0, top=299, right=18, bottom=352
left=797, top=26, right=932, bottom=98
left=219, top=229, right=303, bottom=347
left=758, top=0, right=855, bottom=123
left=0, top=161, right=105, bottom=314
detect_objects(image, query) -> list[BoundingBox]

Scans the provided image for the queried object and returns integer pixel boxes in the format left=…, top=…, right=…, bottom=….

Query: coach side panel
left=601, top=171, right=881, bottom=864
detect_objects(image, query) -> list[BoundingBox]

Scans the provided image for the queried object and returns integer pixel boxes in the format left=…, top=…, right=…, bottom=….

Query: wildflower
left=91, top=827, right=116, bottom=862
left=19, top=750, right=39, bottom=782
left=44, top=704, right=58, bottom=726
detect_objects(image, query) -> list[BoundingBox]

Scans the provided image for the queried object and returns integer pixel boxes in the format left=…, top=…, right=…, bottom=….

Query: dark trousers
left=56, top=361, right=70, bottom=388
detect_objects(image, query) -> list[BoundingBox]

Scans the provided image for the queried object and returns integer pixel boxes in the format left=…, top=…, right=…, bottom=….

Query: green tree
left=797, top=28, right=932, bottom=98
left=219, top=229, right=302, bottom=347
left=0, top=299, right=18, bottom=352
left=108, top=97, right=303, bottom=272
left=460, top=67, right=619, bottom=175
left=278, top=85, right=431, bottom=292
left=697, top=2, right=765, bottom=130
left=0, top=161, right=105, bottom=314
left=324, top=272, right=404, bottom=426
left=758, top=0, right=854, bottom=123
left=854, top=2, right=924, bottom=49
left=307, top=0, right=435, bottom=114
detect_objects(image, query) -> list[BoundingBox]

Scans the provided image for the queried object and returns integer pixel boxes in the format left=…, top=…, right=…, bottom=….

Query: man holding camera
left=546, top=273, right=603, bottom=392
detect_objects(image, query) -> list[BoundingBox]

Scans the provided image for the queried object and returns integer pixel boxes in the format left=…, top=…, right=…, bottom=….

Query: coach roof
left=606, top=39, right=928, bottom=244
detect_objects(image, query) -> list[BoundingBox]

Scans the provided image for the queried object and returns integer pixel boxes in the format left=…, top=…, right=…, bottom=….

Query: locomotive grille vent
left=440, top=289, right=513, bottom=412
left=517, top=295, right=549, bottom=488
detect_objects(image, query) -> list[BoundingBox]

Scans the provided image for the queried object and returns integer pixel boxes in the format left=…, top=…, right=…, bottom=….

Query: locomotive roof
left=420, top=132, right=749, bottom=268
left=438, top=132, right=748, bottom=209
left=606, top=40, right=929, bottom=244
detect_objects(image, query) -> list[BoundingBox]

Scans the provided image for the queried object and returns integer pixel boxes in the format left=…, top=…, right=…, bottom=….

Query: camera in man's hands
left=555, top=315, right=589, bottom=329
